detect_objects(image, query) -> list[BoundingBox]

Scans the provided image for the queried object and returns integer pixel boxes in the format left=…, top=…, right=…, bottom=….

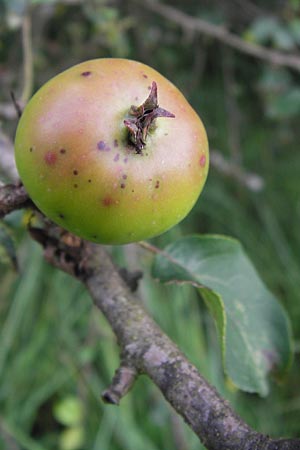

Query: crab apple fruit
left=14, top=59, right=209, bottom=245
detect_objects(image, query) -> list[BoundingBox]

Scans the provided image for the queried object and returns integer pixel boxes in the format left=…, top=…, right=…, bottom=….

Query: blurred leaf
left=152, top=235, right=293, bottom=396
left=53, top=396, right=84, bottom=427
left=249, top=16, right=280, bottom=43
left=0, top=221, right=17, bottom=270
left=248, top=16, right=295, bottom=50
left=273, top=28, right=295, bottom=50
left=267, top=88, right=300, bottom=119
left=288, top=18, right=300, bottom=44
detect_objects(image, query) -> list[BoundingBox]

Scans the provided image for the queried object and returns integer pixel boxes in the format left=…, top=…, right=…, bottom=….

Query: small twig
left=138, top=240, right=162, bottom=255
left=210, top=149, right=265, bottom=192
left=139, top=0, right=300, bottom=73
left=21, top=8, right=33, bottom=104
left=102, top=365, right=138, bottom=405
left=10, top=92, right=23, bottom=119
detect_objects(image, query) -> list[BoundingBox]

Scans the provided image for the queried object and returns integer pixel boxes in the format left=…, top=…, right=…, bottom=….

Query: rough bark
left=0, top=183, right=31, bottom=218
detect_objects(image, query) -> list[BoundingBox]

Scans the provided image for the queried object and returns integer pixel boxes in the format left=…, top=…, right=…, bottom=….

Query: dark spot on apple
left=44, top=151, right=57, bottom=165
left=122, top=174, right=127, bottom=180
left=114, top=153, right=120, bottom=162
left=102, top=196, right=115, bottom=207
left=60, top=148, right=66, bottom=154
left=97, top=140, right=111, bottom=151
left=73, top=170, right=78, bottom=175
left=113, top=139, right=119, bottom=147
left=81, top=71, right=92, bottom=77
left=29, top=147, right=33, bottom=152
left=74, top=183, right=78, bottom=188
left=199, top=154, right=206, bottom=167
left=155, top=180, right=160, bottom=189
left=58, top=213, right=65, bottom=219
left=120, top=183, right=126, bottom=189
left=143, top=74, right=148, bottom=79
left=97, top=140, right=106, bottom=150
left=88, top=179, right=92, bottom=183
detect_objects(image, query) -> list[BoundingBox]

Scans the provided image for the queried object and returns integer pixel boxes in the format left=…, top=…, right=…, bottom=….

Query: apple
left=14, top=58, right=209, bottom=244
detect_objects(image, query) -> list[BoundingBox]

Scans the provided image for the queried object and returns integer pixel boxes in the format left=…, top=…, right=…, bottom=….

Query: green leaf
left=152, top=235, right=293, bottom=396
left=0, top=221, right=18, bottom=270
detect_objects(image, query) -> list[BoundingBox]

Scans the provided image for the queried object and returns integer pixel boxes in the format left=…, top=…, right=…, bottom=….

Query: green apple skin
left=14, top=58, right=209, bottom=244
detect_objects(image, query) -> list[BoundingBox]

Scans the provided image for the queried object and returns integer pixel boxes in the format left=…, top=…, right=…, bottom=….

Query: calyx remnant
left=124, top=81, right=175, bottom=153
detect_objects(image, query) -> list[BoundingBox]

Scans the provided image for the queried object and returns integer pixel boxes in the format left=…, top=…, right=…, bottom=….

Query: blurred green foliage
left=1, top=0, right=300, bottom=449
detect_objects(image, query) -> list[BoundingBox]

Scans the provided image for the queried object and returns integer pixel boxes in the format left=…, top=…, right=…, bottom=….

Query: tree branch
left=138, top=0, right=300, bottom=73
left=0, top=183, right=31, bottom=219
left=26, top=218, right=300, bottom=450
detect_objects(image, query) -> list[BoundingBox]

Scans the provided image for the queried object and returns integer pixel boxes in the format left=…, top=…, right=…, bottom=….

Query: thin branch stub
left=102, top=365, right=138, bottom=405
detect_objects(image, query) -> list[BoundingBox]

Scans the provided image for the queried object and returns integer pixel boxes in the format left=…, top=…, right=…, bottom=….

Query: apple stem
left=124, top=81, right=175, bottom=154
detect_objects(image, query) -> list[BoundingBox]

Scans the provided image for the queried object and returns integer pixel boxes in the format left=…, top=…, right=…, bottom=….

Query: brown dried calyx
left=124, top=81, right=175, bottom=154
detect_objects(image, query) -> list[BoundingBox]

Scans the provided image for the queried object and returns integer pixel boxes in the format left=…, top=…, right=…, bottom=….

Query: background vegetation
left=1, top=0, right=300, bottom=449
